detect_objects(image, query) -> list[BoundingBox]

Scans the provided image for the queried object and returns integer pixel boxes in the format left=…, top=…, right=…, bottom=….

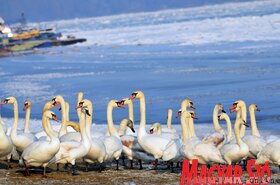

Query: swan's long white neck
left=167, top=109, right=172, bottom=129
left=128, top=101, right=134, bottom=123
left=213, top=105, right=222, bottom=133
left=249, top=107, right=260, bottom=137
left=24, top=105, right=31, bottom=133
left=79, top=110, right=91, bottom=149
left=107, top=102, right=119, bottom=138
left=58, top=97, right=67, bottom=137
left=65, top=102, right=70, bottom=122
left=181, top=111, right=189, bottom=143
left=238, top=103, right=247, bottom=138
left=77, top=92, right=84, bottom=119
left=11, top=99, right=19, bottom=139
left=43, top=114, right=56, bottom=140
left=188, top=114, right=196, bottom=138
left=138, top=94, right=147, bottom=138
left=223, top=114, right=232, bottom=141
left=118, top=119, right=131, bottom=136
left=234, top=119, right=245, bottom=146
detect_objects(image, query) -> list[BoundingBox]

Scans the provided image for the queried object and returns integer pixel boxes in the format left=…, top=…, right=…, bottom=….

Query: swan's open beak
left=116, top=101, right=125, bottom=108
left=150, top=129, right=154, bottom=134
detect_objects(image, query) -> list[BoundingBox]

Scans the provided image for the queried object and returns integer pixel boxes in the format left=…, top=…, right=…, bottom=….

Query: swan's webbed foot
left=139, top=160, right=143, bottom=170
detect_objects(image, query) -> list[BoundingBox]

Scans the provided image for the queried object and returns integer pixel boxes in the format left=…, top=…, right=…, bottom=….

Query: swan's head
left=122, top=98, right=132, bottom=105
left=216, top=103, right=226, bottom=113
left=51, top=95, right=64, bottom=106
left=149, top=122, right=161, bottom=134
left=249, top=104, right=260, bottom=112
left=129, top=91, right=144, bottom=100
left=42, top=101, right=54, bottom=113
left=23, top=99, right=31, bottom=111
left=0, top=96, right=16, bottom=105
left=218, top=112, right=228, bottom=120
left=181, top=99, right=195, bottom=109
left=230, top=100, right=246, bottom=113
left=44, top=110, right=59, bottom=122
left=127, top=119, right=135, bottom=133
left=182, top=110, right=197, bottom=119
left=109, top=100, right=125, bottom=108
left=76, top=99, right=92, bottom=110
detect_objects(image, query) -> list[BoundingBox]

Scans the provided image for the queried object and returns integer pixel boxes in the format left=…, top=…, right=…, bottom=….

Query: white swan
left=220, top=118, right=249, bottom=164
left=99, top=100, right=124, bottom=170
left=217, top=112, right=232, bottom=142
left=121, top=98, right=155, bottom=169
left=230, top=100, right=247, bottom=138
left=255, top=139, right=280, bottom=167
left=0, top=97, right=37, bottom=153
left=0, top=105, right=13, bottom=165
left=77, top=99, right=107, bottom=172
left=36, top=101, right=79, bottom=141
left=19, top=110, right=60, bottom=176
left=149, top=109, right=179, bottom=139
left=23, top=100, right=31, bottom=133
left=203, top=104, right=226, bottom=148
left=129, top=91, right=180, bottom=163
left=242, top=104, right=266, bottom=159
left=180, top=106, right=225, bottom=164
left=49, top=106, right=91, bottom=175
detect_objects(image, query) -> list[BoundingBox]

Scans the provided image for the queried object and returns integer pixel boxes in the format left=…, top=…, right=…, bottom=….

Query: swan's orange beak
left=116, top=101, right=125, bottom=109
left=230, top=105, right=236, bottom=113
left=0, top=99, right=8, bottom=104
left=129, top=92, right=138, bottom=100
left=52, top=115, right=59, bottom=122
left=191, top=113, right=198, bottom=119
left=76, top=102, right=84, bottom=109
left=23, top=103, right=30, bottom=111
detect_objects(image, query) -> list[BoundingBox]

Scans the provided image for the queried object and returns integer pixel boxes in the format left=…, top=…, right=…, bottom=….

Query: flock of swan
left=0, top=90, right=279, bottom=177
